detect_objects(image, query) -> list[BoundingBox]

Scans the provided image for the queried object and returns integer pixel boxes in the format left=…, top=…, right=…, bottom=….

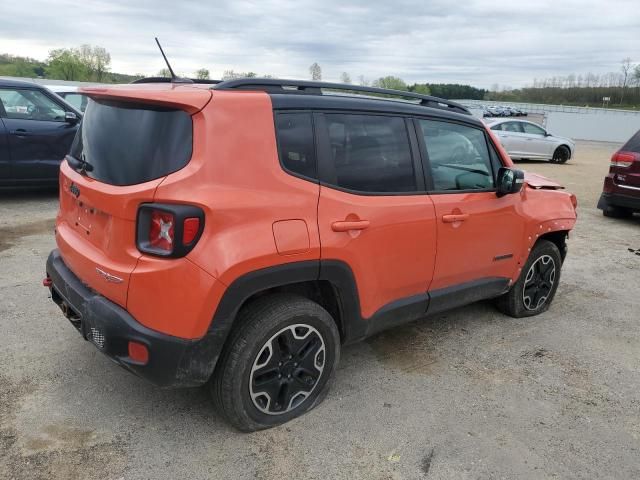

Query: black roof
left=269, top=93, right=482, bottom=126
left=0, top=77, right=49, bottom=88
left=213, top=78, right=472, bottom=117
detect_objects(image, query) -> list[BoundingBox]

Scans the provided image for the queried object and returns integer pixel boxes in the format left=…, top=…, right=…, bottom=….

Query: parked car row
left=482, top=105, right=528, bottom=117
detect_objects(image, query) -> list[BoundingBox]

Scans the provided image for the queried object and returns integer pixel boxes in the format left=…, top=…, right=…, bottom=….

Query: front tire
left=550, top=145, right=570, bottom=164
left=210, top=294, right=340, bottom=432
left=496, top=240, right=562, bottom=318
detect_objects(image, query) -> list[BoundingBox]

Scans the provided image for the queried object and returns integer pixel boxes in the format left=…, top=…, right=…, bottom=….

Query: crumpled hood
left=523, top=171, right=564, bottom=190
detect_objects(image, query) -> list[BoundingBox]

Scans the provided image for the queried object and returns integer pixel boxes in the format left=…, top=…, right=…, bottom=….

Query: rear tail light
left=149, top=210, right=175, bottom=252
left=182, top=217, right=201, bottom=244
left=610, top=151, right=637, bottom=168
left=137, top=203, right=204, bottom=258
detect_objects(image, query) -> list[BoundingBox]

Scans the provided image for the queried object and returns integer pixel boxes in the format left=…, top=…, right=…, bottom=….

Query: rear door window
left=521, top=123, right=546, bottom=136
left=70, top=98, right=192, bottom=186
left=320, top=113, right=417, bottom=193
left=419, top=119, right=495, bottom=191
left=622, top=130, right=640, bottom=153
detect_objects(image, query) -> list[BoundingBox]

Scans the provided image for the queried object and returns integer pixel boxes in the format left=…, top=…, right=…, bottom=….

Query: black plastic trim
left=46, top=250, right=220, bottom=387
left=209, top=260, right=511, bottom=345
left=597, top=192, right=640, bottom=211
left=427, top=277, right=510, bottom=316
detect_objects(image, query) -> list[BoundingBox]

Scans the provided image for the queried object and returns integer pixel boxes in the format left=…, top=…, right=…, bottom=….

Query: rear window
left=70, top=98, right=192, bottom=186
left=622, top=130, right=640, bottom=153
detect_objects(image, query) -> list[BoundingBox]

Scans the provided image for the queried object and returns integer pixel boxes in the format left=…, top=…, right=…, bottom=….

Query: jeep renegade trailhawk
left=45, top=78, right=577, bottom=431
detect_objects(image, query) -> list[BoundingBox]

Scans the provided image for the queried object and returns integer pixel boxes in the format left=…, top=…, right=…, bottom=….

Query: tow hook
left=43, top=277, right=52, bottom=287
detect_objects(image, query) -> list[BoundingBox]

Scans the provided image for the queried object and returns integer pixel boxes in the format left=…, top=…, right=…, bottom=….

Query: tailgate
left=56, top=161, right=162, bottom=308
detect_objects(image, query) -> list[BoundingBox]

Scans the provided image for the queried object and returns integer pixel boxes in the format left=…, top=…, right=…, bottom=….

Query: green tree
left=372, top=76, right=407, bottom=91
left=195, top=68, right=210, bottom=80
left=157, top=68, right=171, bottom=77
left=309, top=62, right=322, bottom=81
left=77, top=45, right=111, bottom=81
left=411, top=84, right=431, bottom=95
left=46, top=48, right=87, bottom=80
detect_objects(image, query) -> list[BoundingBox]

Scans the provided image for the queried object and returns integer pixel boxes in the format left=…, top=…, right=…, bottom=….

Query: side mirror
left=496, top=167, right=525, bottom=197
left=65, top=111, right=79, bottom=124
left=545, top=132, right=552, bottom=137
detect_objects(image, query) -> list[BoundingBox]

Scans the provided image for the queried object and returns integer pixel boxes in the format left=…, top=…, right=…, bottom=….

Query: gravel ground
left=1, top=141, right=639, bottom=480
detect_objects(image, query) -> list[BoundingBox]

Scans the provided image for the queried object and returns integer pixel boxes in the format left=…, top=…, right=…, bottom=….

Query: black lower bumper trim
left=598, top=192, right=640, bottom=211
left=46, top=250, right=222, bottom=388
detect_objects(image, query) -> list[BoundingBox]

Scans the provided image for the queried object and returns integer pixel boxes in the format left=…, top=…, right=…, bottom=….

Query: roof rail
left=213, top=78, right=471, bottom=115
left=132, top=77, right=222, bottom=85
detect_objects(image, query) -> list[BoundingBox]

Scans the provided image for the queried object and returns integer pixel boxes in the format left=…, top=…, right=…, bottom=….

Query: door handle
left=442, top=214, right=469, bottom=223
left=11, top=129, right=31, bottom=137
left=331, top=220, right=370, bottom=232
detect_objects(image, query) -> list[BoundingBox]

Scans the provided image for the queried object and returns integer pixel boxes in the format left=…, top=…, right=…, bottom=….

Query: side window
left=488, top=142, right=505, bottom=173
left=521, top=122, right=546, bottom=136
left=419, top=119, right=495, bottom=191
left=62, top=93, right=88, bottom=112
left=490, top=123, right=502, bottom=131
left=0, top=89, right=66, bottom=122
left=503, top=122, right=523, bottom=133
left=323, top=114, right=416, bottom=193
left=275, top=112, right=316, bottom=179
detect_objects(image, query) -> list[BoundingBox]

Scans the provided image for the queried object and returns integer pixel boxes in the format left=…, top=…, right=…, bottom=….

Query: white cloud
left=0, top=0, right=638, bottom=87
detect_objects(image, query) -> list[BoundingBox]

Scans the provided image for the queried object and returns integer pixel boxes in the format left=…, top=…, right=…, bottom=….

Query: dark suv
left=598, top=129, right=640, bottom=217
left=0, top=78, right=81, bottom=187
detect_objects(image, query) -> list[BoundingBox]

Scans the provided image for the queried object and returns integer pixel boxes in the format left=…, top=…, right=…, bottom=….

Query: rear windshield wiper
left=66, top=154, right=94, bottom=174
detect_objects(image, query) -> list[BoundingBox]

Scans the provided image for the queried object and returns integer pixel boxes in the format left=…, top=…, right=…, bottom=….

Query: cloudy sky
left=1, top=0, right=638, bottom=88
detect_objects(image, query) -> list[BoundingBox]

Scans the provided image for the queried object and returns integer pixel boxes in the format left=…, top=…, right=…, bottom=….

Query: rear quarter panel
left=141, top=91, right=321, bottom=337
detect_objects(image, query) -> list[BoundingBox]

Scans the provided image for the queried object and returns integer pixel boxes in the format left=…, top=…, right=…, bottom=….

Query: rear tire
left=210, top=294, right=340, bottom=432
left=602, top=205, right=633, bottom=218
left=496, top=240, right=562, bottom=318
left=550, top=145, right=570, bottom=164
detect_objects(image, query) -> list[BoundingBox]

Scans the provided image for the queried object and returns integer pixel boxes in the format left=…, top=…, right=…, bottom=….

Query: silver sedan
left=486, top=118, right=575, bottom=163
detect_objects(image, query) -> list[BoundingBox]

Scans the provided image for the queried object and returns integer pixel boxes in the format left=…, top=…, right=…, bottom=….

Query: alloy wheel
left=249, top=324, right=326, bottom=415
left=522, top=254, right=556, bottom=311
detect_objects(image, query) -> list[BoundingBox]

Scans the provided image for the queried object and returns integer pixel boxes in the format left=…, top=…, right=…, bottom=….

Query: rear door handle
left=331, top=220, right=370, bottom=232
left=442, top=214, right=469, bottom=223
left=11, top=129, right=31, bottom=137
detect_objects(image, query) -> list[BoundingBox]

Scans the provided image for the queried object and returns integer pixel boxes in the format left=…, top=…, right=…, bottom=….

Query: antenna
left=154, top=37, right=192, bottom=84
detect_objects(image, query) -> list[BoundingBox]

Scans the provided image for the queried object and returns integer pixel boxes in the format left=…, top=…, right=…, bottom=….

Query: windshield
left=70, top=98, right=192, bottom=186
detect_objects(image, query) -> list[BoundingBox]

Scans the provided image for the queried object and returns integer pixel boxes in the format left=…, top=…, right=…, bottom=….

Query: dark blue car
left=0, top=78, right=81, bottom=187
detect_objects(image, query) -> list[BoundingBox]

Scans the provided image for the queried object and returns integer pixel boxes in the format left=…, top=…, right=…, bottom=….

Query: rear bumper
left=46, top=249, right=223, bottom=388
left=597, top=192, right=640, bottom=211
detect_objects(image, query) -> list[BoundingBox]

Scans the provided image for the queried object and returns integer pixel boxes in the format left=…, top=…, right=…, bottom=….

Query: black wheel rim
left=249, top=324, right=326, bottom=415
left=553, top=148, right=568, bottom=162
left=522, top=254, right=556, bottom=311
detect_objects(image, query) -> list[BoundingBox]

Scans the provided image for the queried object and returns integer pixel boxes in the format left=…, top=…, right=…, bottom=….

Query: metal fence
left=462, top=99, right=640, bottom=143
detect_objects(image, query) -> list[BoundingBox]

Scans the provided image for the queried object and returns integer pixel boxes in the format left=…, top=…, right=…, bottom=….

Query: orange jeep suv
left=45, top=79, right=577, bottom=431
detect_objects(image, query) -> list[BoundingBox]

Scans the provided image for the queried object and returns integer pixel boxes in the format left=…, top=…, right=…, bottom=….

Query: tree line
left=0, top=48, right=139, bottom=83
left=488, top=58, right=640, bottom=107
